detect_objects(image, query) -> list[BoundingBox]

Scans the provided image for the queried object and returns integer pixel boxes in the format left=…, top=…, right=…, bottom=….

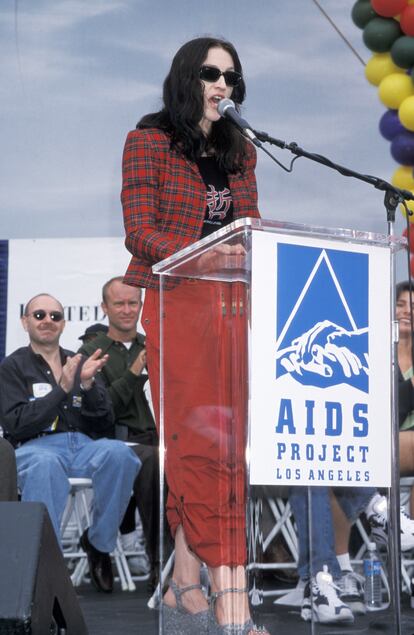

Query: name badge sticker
left=32, top=383, right=53, bottom=398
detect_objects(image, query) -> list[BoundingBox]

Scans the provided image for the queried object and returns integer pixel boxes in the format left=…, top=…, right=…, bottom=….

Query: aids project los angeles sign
left=249, top=230, right=392, bottom=488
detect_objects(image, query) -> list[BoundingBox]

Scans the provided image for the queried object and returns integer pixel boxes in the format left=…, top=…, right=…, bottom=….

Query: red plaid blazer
left=121, top=127, right=260, bottom=289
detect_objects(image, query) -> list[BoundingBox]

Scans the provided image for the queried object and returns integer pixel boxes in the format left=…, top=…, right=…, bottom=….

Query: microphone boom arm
left=253, top=129, right=414, bottom=222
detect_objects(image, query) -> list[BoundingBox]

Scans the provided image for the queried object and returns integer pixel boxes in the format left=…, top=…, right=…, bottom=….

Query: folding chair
left=247, top=490, right=299, bottom=602
left=400, top=476, right=414, bottom=593
left=61, top=477, right=139, bottom=591
left=147, top=549, right=175, bottom=610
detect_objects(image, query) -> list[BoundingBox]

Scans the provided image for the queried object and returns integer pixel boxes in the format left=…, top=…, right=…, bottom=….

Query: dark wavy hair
left=137, top=36, right=248, bottom=173
left=397, top=280, right=413, bottom=301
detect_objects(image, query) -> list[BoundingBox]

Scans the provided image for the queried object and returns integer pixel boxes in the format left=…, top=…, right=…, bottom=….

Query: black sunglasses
left=30, top=310, right=64, bottom=322
left=199, top=65, right=242, bottom=88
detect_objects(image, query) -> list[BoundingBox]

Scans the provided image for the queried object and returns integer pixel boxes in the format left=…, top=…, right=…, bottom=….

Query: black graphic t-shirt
left=197, top=157, right=234, bottom=239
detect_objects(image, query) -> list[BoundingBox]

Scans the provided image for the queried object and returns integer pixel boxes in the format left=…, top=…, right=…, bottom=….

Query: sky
left=0, top=0, right=410, bottom=277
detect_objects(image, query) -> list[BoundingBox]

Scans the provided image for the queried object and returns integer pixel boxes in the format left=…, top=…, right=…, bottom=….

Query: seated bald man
left=0, top=293, right=140, bottom=593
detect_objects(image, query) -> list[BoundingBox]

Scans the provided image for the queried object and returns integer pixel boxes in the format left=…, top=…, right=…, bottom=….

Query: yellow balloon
left=392, top=166, right=414, bottom=190
left=379, top=73, right=414, bottom=109
left=399, top=96, right=414, bottom=132
left=365, top=53, right=405, bottom=86
left=400, top=196, right=414, bottom=223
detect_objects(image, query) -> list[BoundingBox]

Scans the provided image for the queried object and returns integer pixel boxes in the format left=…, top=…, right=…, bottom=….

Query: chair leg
left=62, top=479, right=144, bottom=592
left=61, top=482, right=94, bottom=588
left=114, top=535, right=136, bottom=592
left=147, top=549, right=175, bottom=610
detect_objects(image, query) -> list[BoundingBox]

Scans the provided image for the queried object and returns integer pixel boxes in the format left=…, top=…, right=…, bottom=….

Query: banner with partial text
left=0, top=237, right=135, bottom=359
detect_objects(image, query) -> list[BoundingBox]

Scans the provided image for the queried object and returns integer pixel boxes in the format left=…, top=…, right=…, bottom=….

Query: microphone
left=217, top=99, right=261, bottom=147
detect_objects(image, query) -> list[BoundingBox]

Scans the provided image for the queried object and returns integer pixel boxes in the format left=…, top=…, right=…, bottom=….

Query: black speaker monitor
left=0, top=502, right=88, bottom=635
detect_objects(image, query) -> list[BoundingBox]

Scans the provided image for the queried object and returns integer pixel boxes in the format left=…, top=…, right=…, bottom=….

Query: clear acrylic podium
left=153, top=217, right=404, bottom=634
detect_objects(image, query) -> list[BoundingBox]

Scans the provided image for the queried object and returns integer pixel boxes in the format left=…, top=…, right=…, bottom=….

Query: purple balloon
left=379, top=109, right=405, bottom=141
left=391, top=130, right=414, bottom=164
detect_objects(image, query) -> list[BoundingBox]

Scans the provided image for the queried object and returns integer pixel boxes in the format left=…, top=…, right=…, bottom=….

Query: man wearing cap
left=78, top=277, right=165, bottom=591
left=79, top=323, right=108, bottom=344
left=0, top=293, right=141, bottom=593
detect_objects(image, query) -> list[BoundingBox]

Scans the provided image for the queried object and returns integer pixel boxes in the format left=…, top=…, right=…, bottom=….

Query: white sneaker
left=400, top=506, right=414, bottom=551
left=301, top=566, right=354, bottom=624
left=120, top=530, right=151, bottom=575
left=365, top=494, right=387, bottom=529
left=365, top=494, right=388, bottom=551
left=337, top=570, right=366, bottom=615
left=366, top=494, right=414, bottom=552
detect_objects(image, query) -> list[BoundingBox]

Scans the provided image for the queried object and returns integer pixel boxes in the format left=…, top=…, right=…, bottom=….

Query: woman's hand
left=196, top=243, right=247, bottom=273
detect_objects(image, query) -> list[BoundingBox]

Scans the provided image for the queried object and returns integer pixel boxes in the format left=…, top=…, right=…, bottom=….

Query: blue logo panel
left=276, top=244, right=369, bottom=392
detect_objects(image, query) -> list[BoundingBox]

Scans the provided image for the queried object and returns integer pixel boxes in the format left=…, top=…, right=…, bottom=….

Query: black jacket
left=399, top=366, right=414, bottom=428
left=0, top=346, right=114, bottom=447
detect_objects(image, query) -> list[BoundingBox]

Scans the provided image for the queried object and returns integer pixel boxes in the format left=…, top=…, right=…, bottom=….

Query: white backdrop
left=6, top=237, right=139, bottom=354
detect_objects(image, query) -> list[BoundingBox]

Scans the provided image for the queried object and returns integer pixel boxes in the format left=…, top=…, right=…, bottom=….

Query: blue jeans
left=16, top=432, right=141, bottom=553
left=289, top=485, right=375, bottom=580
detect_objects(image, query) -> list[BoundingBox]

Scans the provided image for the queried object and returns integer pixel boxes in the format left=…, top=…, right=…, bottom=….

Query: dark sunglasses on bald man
left=199, top=65, right=242, bottom=88
left=29, top=310, right=64, bottom=322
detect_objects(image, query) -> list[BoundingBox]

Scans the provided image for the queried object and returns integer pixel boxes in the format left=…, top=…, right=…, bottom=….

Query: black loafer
left=80, top=529, right=113, bottom=593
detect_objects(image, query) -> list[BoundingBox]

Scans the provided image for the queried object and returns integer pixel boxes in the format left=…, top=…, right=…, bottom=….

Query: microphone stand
left=253, top=127, right=406, bottom=632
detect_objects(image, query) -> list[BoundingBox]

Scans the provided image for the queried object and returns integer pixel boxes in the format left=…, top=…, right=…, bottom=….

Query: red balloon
left=371, top=0, right=408, bottom=17
left=410, top=254, right=414, bottom=276
left=401, top=6, right=414, bottom=36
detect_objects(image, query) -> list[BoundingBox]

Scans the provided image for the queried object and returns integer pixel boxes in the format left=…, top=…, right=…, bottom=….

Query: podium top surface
left=152, top=217, right=405, bottom=278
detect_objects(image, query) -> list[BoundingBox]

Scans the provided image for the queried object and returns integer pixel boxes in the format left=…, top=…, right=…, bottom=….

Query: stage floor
left=76, top=580, right=414, bottom=635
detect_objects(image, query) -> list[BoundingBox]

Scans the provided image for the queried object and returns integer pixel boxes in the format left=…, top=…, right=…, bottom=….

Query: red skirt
left=142, top=279, right=248, bottom=567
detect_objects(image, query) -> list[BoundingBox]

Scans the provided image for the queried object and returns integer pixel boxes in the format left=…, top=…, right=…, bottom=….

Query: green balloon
left=351, top=0, right=377, bottom=30
left=363, top=17, right=402, bottom=53
left=391, top=36, right=414, bottom=70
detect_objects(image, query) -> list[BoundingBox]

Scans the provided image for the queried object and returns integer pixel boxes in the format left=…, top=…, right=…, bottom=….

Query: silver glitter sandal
left=162, top=579, right=209, bottom=635
left=208, top=587, right=269, bottom=634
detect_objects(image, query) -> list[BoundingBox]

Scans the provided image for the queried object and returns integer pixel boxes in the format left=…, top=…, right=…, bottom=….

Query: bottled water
left=364, top=541, right=382, bottom=610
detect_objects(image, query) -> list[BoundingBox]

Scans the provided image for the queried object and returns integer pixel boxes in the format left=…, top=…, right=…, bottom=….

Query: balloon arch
left=352, top=0, right=414, bottom=272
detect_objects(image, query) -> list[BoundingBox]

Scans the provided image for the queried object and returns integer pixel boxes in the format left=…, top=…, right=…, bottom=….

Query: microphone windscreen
left=217, top=98, right=234, bottom=117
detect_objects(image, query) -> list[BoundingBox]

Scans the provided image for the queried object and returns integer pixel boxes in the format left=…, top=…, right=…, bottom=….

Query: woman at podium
left=121, top=36, right=266, bottom=635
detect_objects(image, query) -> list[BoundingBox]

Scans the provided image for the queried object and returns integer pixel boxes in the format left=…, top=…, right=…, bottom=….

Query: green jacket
left=79, top=331, right=155, bottom=435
